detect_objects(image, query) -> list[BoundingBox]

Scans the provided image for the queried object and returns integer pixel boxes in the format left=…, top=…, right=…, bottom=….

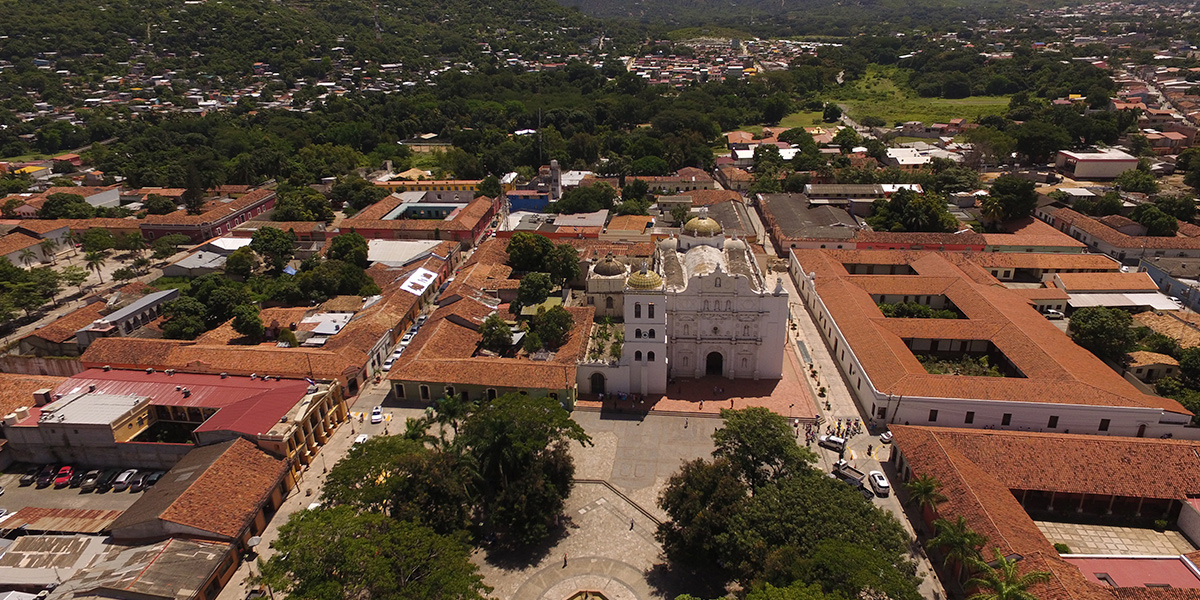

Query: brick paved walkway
left=1037, top=521, right=1197, bottom=556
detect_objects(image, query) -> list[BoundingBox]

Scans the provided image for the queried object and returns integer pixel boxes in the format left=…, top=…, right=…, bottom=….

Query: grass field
left=779, top=110, right=827, bottom=128
left=829, top=65, right=1009, bottom=126
left=666, top=26, right=754, bottom=41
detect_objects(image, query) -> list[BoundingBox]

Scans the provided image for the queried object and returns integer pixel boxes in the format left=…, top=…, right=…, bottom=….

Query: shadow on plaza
left=481, top=515, right=577, bottom=570
left=645, top=561, right=729, bottom=599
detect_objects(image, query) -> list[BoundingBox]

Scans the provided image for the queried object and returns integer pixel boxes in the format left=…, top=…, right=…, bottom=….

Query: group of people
left=827, top=416, right=863, bottom=438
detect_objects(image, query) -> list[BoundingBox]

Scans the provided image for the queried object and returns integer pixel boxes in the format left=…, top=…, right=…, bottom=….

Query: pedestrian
left=563, top=554, right=568, bottom=568
left=685, top=418, right=689, bottom=428
left=630, top=519, right=635, bottom=531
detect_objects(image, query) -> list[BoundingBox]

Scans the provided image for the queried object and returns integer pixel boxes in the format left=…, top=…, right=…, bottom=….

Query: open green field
left=666, top=26, right=754, bottom=41
left=829, top=65, right=1009, bottom=126
left=779, top=110, right=826, bottom=128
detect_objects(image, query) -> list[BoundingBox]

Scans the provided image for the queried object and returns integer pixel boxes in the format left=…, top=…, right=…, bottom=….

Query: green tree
left=1178, top=347, right=1200, bottom=387
left=224, top=246, right=260, bottom=279
left=151, top=233, right=193, bottom=259
left=458, top=393, right=591, bottom=546
left=327, top=231, right=370, bottom=268
left=112, top=267, right=137, bottom=282
left=232, top=304, right=265, bottom=342
left=84, top=251, right=107, bottom=283
left=273, top=186, right=333, bottom=221
left=868, top=188, right=958, bottom=233
left=1068, top=306, right=1137, bottom=363
left=713, top=407, right=816, bottom=491
left=822, top=103, right=842, bottom=123
left=1116, top=169, right=1159, bottom=194
left=506, top=232, right=555, bottom=272
left=38, top=238, right=59, bottom=264
left=478, top=313, right=513, bottom=353
left=547, top=243, right=581, bottom=286
left=1010, top=121, right=1072, bottom=164
left=832, top=127, right=860, bottom=154
left=904, top=474, right=947, bottom=532
left=331, top=174, right=390, bottom=211
left=532, top=304, right=575, bottom=349
left=657, top=458, right=747, bottom=573
left=161, top=297, right=208, bottom=340
left=930, top=516, right=987, bottom=580
left=60, top=265, right=88, bottom=292
left=671, top=205, right=691, bottom=225
left=255, top=507, right=491, bottom=600
left=477, top=175, right=503, bottom=199
left=1178, top=148, right=1200, bottom=172
left=38, top=193, right=94, bottom=219
left=142, top=193, right=177, bottom=215
left=1155, top=195, right=1196, bottom=222
left=79, top=228, right=115, bottom=253
left=250, top=226, right=298, bottom=272
left=988, top=175, right=1038, bottom=220
left=1130, top=204, right=1178, bottom=237
left=554, top=182, right=617, bottom=214
left=965, top=549, right=1052, bottom=600
left=515, top=272, right=553, bottom=310
left=18, top=248, right=36, bottom=268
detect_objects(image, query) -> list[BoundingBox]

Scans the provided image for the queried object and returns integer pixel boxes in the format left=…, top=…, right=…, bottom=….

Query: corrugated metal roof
left=2, top=507, right=123, bottom=534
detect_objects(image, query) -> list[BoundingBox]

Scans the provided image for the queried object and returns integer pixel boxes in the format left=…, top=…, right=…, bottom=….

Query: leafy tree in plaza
left=161, top=297, right=208, bottom=340
left=546, top=243, right=581, bottom=286
left=250, top=226, right=298, bottom=272
left=713, top=407, right=815, bottom=491
left=1115, top=169, right=1159, bottom=194
left=658, top=457, right=748, bottom=574
left=1155, top=195, right=1196, bottom=223
left=255, top=507, right=490, bottom=600
left=115, top=233, right=147, bottom=256
left=272, top=186, right=333, bottom=222
left=1068, top=306, right=1137, bottom=363
left=531, top=304, right=575, bottom=350
left=232, top=304, right=265, bottom=342
left=988, top=175, right=1038, bottom=221
left=142, top=193, right=177, bottom=215
left=477, top=175, right=503, bottom=199
left=515, top=272, right=553, bottom=311
left=60, top=265, right=88, bottom=292
left=1130, top=204, right=1178, bottom=237
left=84, top=251, right=107, bottom=283
left=224, top=246, right=260, bottom=279
left=151, top=233, right=194, bottom=259
left=458, top=393, right=591, bottom=546
left=478, top=313, right=513, bottom=353
left=112, top=267, right=137, bottom=282
left=38, top=193, right=94, bottom=219
left=79, top=228, right=115, bottom=253
left=965, top=549, right=1051, bottom=600
left=930, top=516, right=987, bottom=581
left=326, top=231, right=370, bottom=268
left=506, top=231, right=555, bottom=273
left=868, top=188, right=958, bottom=233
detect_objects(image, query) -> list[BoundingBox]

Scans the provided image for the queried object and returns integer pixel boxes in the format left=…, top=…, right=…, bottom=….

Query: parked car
left=79, top=470, right=103, bottom=493
left=0, top=508, right=8, bottom=519
left=0, top=485, right=5, bottom=496
left=18, top=467, right=38, bottom=487
left=144, top=471, right=165, bottom=489
left=1044, top=309, right=1065, bottom=320
left=53, top=466, right=73, bottom=488
left=113, top=469, right=138, bottom=492
left=382, top=356, right=397, bottom=372
left=35, top=465, right=58, bottom=488
left=69, top=469, right=87, bottom=488
left=129, top=472, right=151, bottom=493
left=818, top=435, right=846, bottom=452
left=878, top=431, right=893, bottom=444
left=354, top=433, right=369, bottom=445
left=868, top=470, right=891, bottom=497
left=416, top=315, right=428, bottom=326
left=96, top=468, right=122, bottom=493
left=370, top=406, right=384, bottom=424
left=400, top=332, right=415, bottom=346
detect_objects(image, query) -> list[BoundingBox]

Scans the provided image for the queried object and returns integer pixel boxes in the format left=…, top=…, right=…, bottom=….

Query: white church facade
left=577, top=209, right=789, bottom=396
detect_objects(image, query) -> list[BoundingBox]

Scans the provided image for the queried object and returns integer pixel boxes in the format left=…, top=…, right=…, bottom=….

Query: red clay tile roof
left=142, top=189, right=275, bottom=226
left=0, top=232, right=43, bottom=257
left=1127, top=350, right=1179, bottom=368
left=792, top=249, right=1188, bottom=413
left=23, top=302, right=105, bottom=344
left=343, top=196, right=493, bottom=232
left=1055, top=208, right=1200, bottom=251
left=1054, top=271, right=1159, bottom=292
left=0, top=373, right=67, bottom=419
left=856, top=230, right=987, bottom=247
left=982, top=217, right=1087, bottom=249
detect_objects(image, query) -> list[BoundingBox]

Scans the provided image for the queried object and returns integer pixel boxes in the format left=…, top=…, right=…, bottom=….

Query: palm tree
left=85, top=251, right=108, bottom=284
left=18, top=247, right=36, bottom=268
left=979, top=195, right=1005, bottom=231
left=39, top=238, right=59, bottom=264
left=905, top=474, right=948, bottom=533
left=930, top=516, right=987, bottom=581
left=966, top=549, right=1051, bottom=600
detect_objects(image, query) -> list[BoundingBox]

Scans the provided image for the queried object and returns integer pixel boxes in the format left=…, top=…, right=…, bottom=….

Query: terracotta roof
left=141, top=189, right=275, bottom=226
left=0, top=232, right=43, bottom=257
left=856, top=230, right=987, bottom=247
left=791, top=249, right=1188, bottom=413
left=982, top=217, right=1087, bottom=249
left=1134, top=311, right=1200, bottom=348
left=0, top=373, right=67, bottom=420
left=1099, top=214, right=1141, bottom=229
left=23, top=302, right=105, bottom=344
left=342, top=196, right=492, bottom=232
left=966, top=252, right=1117, bottom=271
left=1056, top=208, right=1200, bottom=250
left=113, top=438, right=287, bottom=540
left=1054, top=271, right=1159, bottom=292
left=891, top=425, right=1200, bottom=600
left=1128, top=350, right=1179, bottom=368
left=672, top=189, right=744, bottom=206
left=606, top=215, right=653, bottom=233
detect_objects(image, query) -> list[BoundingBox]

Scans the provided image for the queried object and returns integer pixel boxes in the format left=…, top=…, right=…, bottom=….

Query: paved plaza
left=1037, top=521, right=1197, bottom=556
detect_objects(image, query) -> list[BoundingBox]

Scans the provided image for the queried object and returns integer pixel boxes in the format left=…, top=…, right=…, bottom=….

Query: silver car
left=868, top=470, right=890, bottom=497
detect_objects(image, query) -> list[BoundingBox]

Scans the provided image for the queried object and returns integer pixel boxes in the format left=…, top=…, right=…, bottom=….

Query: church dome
left=725, top=237, right=747, bottom=252
left=683, top=207, right=723, bottom=237
left=658, top=236, right=678, bottom=252
left=627, top=265, right=664, bottom=290
left=593, top=253, right=626, bottom=277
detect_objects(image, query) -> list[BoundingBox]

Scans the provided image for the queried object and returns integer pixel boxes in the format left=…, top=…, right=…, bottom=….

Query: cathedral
left=578, top=208, right=790, bottom=396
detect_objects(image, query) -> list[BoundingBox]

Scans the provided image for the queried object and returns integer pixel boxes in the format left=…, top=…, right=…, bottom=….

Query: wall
left=1178, top=501, right=1200, bottom=548
left=1141, top=260, right=1200, bottom=312
left=3, top=430, right=194, bottom=469
left=0, top=355, right=85, bottom=376
left=392, top=380, right=575, bottom=409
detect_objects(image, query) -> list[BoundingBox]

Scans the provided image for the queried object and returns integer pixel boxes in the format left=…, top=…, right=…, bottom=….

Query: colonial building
left=578, top=209, right=789, bottom=396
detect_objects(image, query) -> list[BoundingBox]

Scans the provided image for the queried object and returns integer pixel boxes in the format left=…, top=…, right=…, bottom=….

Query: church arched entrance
left=590, top=373, right=606, bottom=395
left=706, top=352, right=724, bottom=377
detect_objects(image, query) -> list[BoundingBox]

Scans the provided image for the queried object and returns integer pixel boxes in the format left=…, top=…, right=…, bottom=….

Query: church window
left=635, top=351, right=643, bottom=361
left=605, top=297, right=614, bottom=309
left=713, top=326, right=720, bottom=335
left=742, top=358, right=748, bottom=368
left=683, top=356, right=689, bottom=367
left=684, top=324, right=690, bottom=335
left=648, top=351, right=656, bottom=362
left=648, top=303, right=655, bottom=319
left=743, top=325, right=750, bottom=337
left=726, top=300, right=731, bottom=311
left=587, top=297, right=595, bottom=305
left=715, top=277, right=722, bottom=288
left=634, top=303, right=641, bottom=318
left=649, top=329, right=656, bottom=339
left=704, top=300, right=709, bottom=311
left=635, top=329, right=642, bottom=339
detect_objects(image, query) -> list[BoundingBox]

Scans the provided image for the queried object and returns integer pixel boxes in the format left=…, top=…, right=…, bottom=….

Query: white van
left=818, top=435, right=846, bottom=452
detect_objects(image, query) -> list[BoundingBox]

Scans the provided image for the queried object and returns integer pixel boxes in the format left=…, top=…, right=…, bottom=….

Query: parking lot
left=0, top=466, right=147, bottom=518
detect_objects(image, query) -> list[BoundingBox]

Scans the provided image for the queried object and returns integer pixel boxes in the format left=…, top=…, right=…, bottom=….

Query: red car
left=53, top=466, right=73, bottom=488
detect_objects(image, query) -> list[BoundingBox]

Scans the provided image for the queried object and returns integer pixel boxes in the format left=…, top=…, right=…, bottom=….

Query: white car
left=382, top=357, right=397, bottom=372
left=370, top=406, right=383, bottom=424
left=353, top=433, right=369, bottom=445
left=400, top=332, right=415, bottom=346
left=868, top=470, right=891, bottom=497
left=818, top=435, right=846, bottom=452
left=1044, top=309, right=1065, bottom=320
left=879, top=431, right=893, bottom=444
